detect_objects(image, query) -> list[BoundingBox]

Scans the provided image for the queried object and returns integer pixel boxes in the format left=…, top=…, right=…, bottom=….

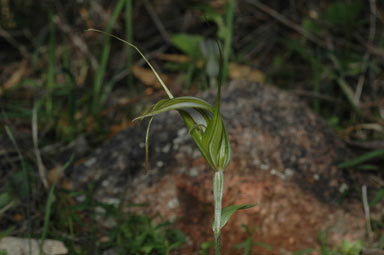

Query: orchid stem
left=213, top=170, right=224, bottom=255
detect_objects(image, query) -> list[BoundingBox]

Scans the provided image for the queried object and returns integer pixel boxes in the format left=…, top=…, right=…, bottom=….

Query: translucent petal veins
left=134, top=95, right=231, bottom=172
left=87, top=29, right=240, bottom=255
left=89, top=30, right=233, bottom=173
left=133, top=96, right=213, bottom=121
left=183, top=108, right=211, bottom=132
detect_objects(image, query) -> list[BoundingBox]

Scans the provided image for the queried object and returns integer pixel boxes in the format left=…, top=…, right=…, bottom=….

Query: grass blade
left=338, top=149, right=384, bottom=169
left=220, top=0, right=235, bottom=85
left=91, top=0, right=126, bottom=114
left=39, top=184, right=56, bottom=255
left=40, top=156, right=73, bottom=254
left=125, top=0, right=133, bottom=88
left=47, top=10, right=56, bottom=118
left=370, top=189, right=384, bottom=207
left=4, top=126, right=32, bottom=245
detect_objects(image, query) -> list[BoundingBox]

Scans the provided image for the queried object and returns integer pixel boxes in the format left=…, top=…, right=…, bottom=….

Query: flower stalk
left=213, top=170, right=224, bottom=254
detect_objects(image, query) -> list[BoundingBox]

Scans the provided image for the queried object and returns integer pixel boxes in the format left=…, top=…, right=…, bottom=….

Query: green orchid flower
left=134, top=88, right=231, bottom=174
left=87, top=29, right=255, bottom=255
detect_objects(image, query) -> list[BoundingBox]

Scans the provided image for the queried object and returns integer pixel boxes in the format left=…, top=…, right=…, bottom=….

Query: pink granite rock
left=71, top=80, right=370, bottom=254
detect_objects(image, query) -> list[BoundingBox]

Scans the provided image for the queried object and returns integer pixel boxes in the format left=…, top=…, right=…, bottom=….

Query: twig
left=362, top=185, right=373, bottom=238
left=90, top=1, right=111, bottom=25
left=0, top=200, right=16, bottom=217
left=54, top=15, right=98, bottom=71
left=354, top=0, right=377, bottom=104
left=345, top=139, right=384, bottom=150
left=246, top=0, right=330, bottom=50
left=0, top=25, right=29, bottom=58
left=293, top=89, right=343, bottom=104
left=143, top=0, right=170, bottom=44
left=361, top=248, right=384, bottom=255
left=32, top=106, right=49, bottom=190
left=366, top=44, right=384, bottom=58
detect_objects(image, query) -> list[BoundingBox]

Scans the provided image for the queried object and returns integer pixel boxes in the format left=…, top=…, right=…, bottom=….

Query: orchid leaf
left=170, top=33, right=203, bottom=58
left=219, top=204, right=257, bottom=230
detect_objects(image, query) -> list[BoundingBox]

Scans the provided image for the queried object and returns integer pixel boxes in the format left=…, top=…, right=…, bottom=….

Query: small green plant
left=108, top=213, right=186, bottom=254
left=338, top=240, right=363, bottom=255
left=338, top=149, right=384, bottom=171
left=168, top=0, right=235, bottom=90
left=296, top=229, right=364, bottom=255
left=233, top=225, right=273, bottom=255
left=198, top=241, right=214, bottom=254
left=169, top=33, right=218, bottom=89
left=92, top=0, right=126, bottom=115
left=87, top=28, right=256, bottom=254
left=46, top=184, right=185, bottom=254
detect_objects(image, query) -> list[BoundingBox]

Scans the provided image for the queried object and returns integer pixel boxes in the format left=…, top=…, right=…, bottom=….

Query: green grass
left=125, top=0, right=134, bottom=88
left=4, top=126, right=32, bottom=240
left=46, top=10, right=56, bottom=119
left=220, top=0, right=235, bottom=85
left=91, top=0, right=126, bottom=115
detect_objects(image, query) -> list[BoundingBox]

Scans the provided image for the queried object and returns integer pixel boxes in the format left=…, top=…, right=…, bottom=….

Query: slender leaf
left=170, top=34, right=203, bottom=58
left=378, top=233, right=384, bottom=249
left=357, top=164, right=379, bottom=171
left=40, top=155, right=72, bottom=253
left=47, top=10, right=55, bottom=117
left=292, top=248, right=316, bottom=254
left=338, top=149, right=384, bottom=169
left=40, top=183, right=56, bottom=254
left=220, top=0, right=235, bottom=84
left=0, top=193, right=11, bottom=209
left=254, top=241, right=274, bottom=250
left=125, top=0, right=133, bottom=88
left=370, top=189, right=384, bottom=207
left=0, top=226, right=15, bottom=240
left=220, top=204, right=257, bottom=230
left=92, top=0, right=125, bottom=113
left=244, top=238, right=252, bottom=255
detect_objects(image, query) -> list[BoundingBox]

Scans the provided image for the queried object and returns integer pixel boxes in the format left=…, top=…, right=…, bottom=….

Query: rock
left=0, top=237, right=68, bottom=255
left=70, top=80, right=366, bottom=254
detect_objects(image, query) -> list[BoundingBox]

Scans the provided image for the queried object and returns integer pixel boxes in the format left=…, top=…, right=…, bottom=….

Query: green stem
left=220, top=0, right=235, bottom=85
left=92, top=0, right=125, bottom=114
left=125, top=0, right=133, bottom=88
left=215, top=232, right=221, bottom=255
left=213, top=170, right=224, bottom=254
left=47, top=10, right=55, bottom=118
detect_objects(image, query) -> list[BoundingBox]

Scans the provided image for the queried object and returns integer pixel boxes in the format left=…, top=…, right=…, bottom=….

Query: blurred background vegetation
left=0, top=0, right=383, bottom=254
